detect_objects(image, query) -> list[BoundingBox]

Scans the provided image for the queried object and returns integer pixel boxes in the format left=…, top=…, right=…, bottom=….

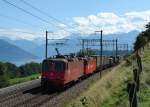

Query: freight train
left=41, top=53, right=122, bottom=89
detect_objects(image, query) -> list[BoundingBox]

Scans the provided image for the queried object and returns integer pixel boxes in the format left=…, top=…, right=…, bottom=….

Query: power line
left=2, top=0, right=91, bottom=35
left=2, top=0, right=71, bottom=33
left=20, top=0, right=88, bottom=34
left=2, top=0, right=50, bottom=24
left=0, top=13, right=43, bottom=29
left=20, top=0, right=75, bottom=30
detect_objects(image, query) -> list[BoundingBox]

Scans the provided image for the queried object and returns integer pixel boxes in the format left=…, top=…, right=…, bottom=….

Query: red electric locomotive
left=41, top=48, right=119, bottom=89
left=41, top=57, right=84, bottom=88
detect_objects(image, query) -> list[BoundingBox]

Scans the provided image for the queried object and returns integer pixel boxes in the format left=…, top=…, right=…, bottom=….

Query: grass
left=9, top=73, right=40, bottom=85
left=137, top=47, right=150, bottom=107
left=64, top=46, right=150, bottom=107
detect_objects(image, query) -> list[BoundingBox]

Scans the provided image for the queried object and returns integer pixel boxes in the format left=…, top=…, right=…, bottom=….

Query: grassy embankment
left=65, top=47, right=150, bottom=107
left=9, top=73, right=40, bottom=85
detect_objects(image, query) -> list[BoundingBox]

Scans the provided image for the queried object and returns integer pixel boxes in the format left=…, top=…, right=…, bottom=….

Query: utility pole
left=100, top=30, right=103, bottom=62
left=127, top=44, right=129, bottom=56
left=112, top=39, right=115, bottom=56
left=45, top=30, right=48, bottom=59
left=82, top=39, right=85, bottom=56
left=116, top=39, right=118, bottom=58
left=95, top=30, right=103, bottom=76
left=87, top=40, right=89, bottom=56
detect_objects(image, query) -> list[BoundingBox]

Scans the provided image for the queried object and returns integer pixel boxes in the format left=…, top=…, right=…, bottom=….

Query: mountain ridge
left=0, top=39, right=39, bottom=62
left=0, top=30, right=139, bottom=61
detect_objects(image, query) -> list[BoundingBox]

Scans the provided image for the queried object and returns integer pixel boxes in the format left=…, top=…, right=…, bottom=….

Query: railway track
left=0, top=65, right=118, bottom=107
left=0, top=86, right=58, bottom=107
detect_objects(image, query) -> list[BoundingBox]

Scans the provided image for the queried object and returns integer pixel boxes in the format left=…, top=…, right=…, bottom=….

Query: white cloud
left=72, top=10, right=150, bottom=34
left=0, top=28, right=44, bottom=40
left=57, top=23, right=68, bottom=28
left=0, top=28, right=70, bottom=41
left=49, top=30, right=70, bottom=39
left=0, top=10, right=150, bottom=40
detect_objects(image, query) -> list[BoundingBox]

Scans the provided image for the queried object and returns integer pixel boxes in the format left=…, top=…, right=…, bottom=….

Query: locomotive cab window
left=42, top=61, right=53, bottom=72
left=55, top=62, right=65, bottom=72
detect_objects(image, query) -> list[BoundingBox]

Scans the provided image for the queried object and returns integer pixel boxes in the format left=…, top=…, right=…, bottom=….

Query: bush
left=125, top=59, right=132, bottom=66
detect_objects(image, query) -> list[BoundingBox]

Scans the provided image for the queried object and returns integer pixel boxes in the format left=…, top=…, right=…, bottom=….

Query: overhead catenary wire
left=19, top=0, right=89, bottom=34
left=2, top=0, right=96, bottom=36
left=2, top=0, right=103, bottom=38
left=0, top=13, right=44, bottom=29
left=2, top=0, right=72, bottom=33
left=2, top=0, right=51, bottom=24
left=20, top=0, right=76, bottom=30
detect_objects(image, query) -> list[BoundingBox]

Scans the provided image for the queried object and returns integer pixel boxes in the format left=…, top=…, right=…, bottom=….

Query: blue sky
left=0, top=0, right=150, bottom=40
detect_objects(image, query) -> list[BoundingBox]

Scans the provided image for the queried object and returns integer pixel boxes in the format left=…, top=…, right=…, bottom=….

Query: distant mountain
left=0, top=37, right=44, bottom=58
left=0, top=30, right=139, bottom=59
left=0, top=39, right=38, bottom=62
left=9, top=39, right=42, bottom=58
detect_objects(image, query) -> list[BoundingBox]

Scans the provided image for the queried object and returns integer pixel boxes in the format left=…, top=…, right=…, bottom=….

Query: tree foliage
left=19, top=62, right=41, bottom=77
left=0, top=63, right=9, bottom=88
left=134, top=32, right=147, bottom=51
left=5, top=62, right=20, bottom=78
left=134, top=22, right=150, bottom=51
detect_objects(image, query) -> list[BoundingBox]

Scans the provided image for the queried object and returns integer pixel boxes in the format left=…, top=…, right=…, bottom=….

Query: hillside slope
left=64, top=47, right=150, bottom=107
left=0, top=39, right=38, bottom=62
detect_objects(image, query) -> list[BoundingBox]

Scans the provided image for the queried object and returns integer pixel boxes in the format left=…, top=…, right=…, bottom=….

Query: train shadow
left=22, top=86, right=57, bottom=95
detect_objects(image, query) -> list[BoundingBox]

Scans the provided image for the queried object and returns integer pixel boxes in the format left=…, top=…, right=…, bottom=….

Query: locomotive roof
left=44, top=57, right=83, bottom=62
left=44, top=58, right=68, bottom=62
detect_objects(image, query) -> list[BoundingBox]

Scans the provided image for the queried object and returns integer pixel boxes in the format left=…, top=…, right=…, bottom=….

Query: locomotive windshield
left=42, top=61, right=53, bottom=72
left=55, top=62, right=65, bottom=72
left=42, top=60, right=65, bottom=72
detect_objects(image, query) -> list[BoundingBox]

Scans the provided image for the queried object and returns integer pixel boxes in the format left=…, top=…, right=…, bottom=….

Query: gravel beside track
left=0, top=86, right=58, bottom=107
left=0, top=79, right=41, bottom=97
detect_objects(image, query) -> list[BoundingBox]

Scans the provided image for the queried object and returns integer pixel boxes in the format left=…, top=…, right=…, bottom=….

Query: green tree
left=5, top=62, right=20, bottom=78
left=133, top=22, right=150, bottom=51
left=144, top=22, right=150, bottom=42
left=134, top=32, right=147, bottom=51
left=0, top=63, right=10, bottom=88
left=19, top=62, right=41, bottom=77
left=145, top=22, right=150, bottom=30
